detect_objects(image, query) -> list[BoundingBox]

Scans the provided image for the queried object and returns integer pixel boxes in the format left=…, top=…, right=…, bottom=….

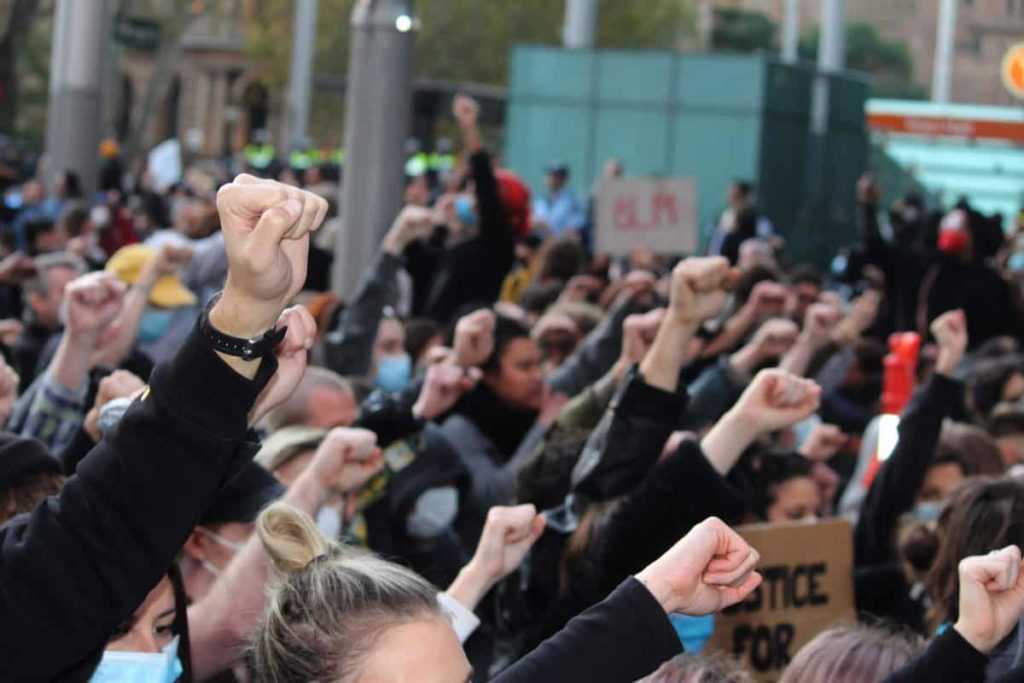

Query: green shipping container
left=505, top=46, right=871, bottom=266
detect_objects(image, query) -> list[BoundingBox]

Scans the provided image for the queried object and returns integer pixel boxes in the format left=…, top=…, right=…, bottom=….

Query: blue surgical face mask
left=375, top=354, right=412, bottom=393
left=669, top=614, right=714, bottom=653
left=454, top=194, right=477, bottom=227
left=138, top=308, right=176, bottom=343
left=913, top=501, right=944, bottom=523
left=91, top=637, right=183, bottom=683
left=1009, top=252, right=1024, bottom=273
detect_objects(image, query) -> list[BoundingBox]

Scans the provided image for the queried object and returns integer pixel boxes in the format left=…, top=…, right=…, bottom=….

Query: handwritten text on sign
left=595, top=178, right=698, bottom=255
left=707, top=519, right=855, bottom=683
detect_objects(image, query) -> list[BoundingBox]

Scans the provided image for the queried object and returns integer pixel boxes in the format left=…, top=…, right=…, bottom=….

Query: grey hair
left=264, top=366, right=354, bottom=431
left=250, top=502, right=442, bottom=683
left=23, top=253, right=87, bottom=297
left=640, top=653, right=753, bottom=683
left=779, top=624, right=923, bottom=683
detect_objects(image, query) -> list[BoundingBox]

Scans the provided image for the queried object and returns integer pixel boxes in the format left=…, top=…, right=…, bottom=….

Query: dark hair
left=58, top=205, right=89, bottom=238
left=926, top=477, right=1024, bottom=628
left=520, top=281, right=564, bottom=317
left=739, top=450, right=813, bottom=520
left=539, top=239, right=585, bottom=283
left=60, top=170, right=82, bottom=199
left=482, top=314, right=532, bottom=374
left=788, top=264, right=823, bottom=289
left=969, top=356, right=1024, bottom=421
left=517, top=426, right=592, bottom=510
left=732, top=180, right=753, bottom=198
left=0, top=471, right=65, bottom=524
left=935, top=422, right=1004, bottom=477
left=989, top=407, right=1024, bottom=439
left=23, top=219, right=56, bottom=254
left=403, top=318, right=442, bottom=364
left=733, top=265, right=781, bottom=307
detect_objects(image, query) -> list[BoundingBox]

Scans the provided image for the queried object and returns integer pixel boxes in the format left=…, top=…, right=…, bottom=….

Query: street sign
left=114, top=15, right=161, bottom=51
left=1002, top=43, right=1024, bottom=100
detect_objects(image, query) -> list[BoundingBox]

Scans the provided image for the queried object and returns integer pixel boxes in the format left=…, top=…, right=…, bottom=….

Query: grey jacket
left=321, top=251, right=402, bottom=377
left=547, top=298, right=638, bottom=398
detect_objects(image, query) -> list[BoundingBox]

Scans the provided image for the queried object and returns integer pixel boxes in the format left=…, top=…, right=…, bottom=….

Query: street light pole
left=781, top=0, right=800, bottom=64
left=286, top=0, right=319, bottom=150
left=333, top=0, right=415, bottom=296
left=811, top=0, right=845, bottom=135
left=44, top=0, right=110, bottom=196
left=563, top=0, right=597, bottom=49
left=932, top=0, right=958, bottom=103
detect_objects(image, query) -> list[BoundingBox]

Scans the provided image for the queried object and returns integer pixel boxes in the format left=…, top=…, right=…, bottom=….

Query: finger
left=706, top=548, right=761, bottom=587
left=251, top=199, right=304, bottom=254
left=715, top=571, right=763, bottom=610
left=217, top=182, right=291, bottom=224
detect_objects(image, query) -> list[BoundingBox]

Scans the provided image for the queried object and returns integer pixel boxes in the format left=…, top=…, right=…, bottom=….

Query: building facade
left=719, top=0, right=1024, bottom=106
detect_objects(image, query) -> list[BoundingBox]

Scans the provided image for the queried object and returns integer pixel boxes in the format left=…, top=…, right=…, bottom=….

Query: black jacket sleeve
left=882, top=628, right=988, bottom=683
left=854, top=373, right=964, bottom=569
left=493, top=578, right=680, bottom=683
left=355, top=379, right=426, bottom=448
left=594, top=440, right=748, bottom=598
left=0, top=324, right=273, bottom=681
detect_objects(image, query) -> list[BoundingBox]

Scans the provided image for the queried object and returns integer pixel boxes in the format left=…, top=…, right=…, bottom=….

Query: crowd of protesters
left=3, top=91, right=1024, bottom=682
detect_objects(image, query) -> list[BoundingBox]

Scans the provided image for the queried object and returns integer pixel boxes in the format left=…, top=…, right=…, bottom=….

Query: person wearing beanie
left=0, top=434, right=63, bottom=524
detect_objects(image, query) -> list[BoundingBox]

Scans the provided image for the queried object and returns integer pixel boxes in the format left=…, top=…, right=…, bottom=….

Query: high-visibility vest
left=244, top=144, right=275, bottom=170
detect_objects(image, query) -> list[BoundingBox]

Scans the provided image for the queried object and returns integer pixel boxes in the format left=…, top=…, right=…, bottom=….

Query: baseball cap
left=254, top=426, right=327, bottom=474
left=0, top=435, right=61, bottom=490
left=106, top=244, right=197, bottom=309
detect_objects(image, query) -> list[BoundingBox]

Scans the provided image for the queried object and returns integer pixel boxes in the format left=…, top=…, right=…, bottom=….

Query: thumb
left=252, top=199, right=304, bottom=253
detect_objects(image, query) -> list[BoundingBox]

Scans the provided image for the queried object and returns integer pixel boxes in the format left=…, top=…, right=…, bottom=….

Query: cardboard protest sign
left=595, top=178, right=698, bottom=256
left=707, top=519, right=855, bottom=682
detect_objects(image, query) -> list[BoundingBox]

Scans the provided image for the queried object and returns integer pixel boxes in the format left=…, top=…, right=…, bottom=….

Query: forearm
left=702, top=305, right=755, bottom=357
left=49, top=332, right=96, bottom=394
left=780, top=336, right=821, bottom=377
left=701, top=410, right=759, bottom=475
left=460, top=122, right=482, bottom=154
left=92, top=285, right=149, bottom=368
left=190, top=465, right=329, bottom=679
left=446, top=559, right=497, bottom=613
left=639, top=314, right=697, bottom=393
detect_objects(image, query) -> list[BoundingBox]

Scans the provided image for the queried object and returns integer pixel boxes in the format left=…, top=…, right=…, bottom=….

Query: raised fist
left=750, top=318, right=800, bottom=361
left=621, top=308, right=666, bottom=366
left=63, top=272, right=126, bottom=341
left=413, top=362, right=481, bottom=421
left=383, top=206, right=436, bottom=256
left=636, top=517, right=762, bottom=615
left=669, top=257, right=733, bottom=326
left=309, top=427, right=384, bottom=495
left=215, top=174, right=327, bottom=335
left=931, top=309, right=968, bottom=376
left=731, top=369, right=821, bottom=436
left=453, top=309, right=496, bottom=368
left=453, top=94, right=480, bottom=128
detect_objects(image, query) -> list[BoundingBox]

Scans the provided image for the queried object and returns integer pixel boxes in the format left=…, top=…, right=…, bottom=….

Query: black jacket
left=882, top=628, right=988, bottom=683
left=494, top=578, right=681, bottom=683
left=406, top=150, right=516, bottom=324
left=0, top=323, right=273, bottom=681
left=854, top=373, right=963, bottom=631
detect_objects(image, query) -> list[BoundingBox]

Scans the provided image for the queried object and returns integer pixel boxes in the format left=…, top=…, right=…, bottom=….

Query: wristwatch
left=199, top=293, right=287, bottom=361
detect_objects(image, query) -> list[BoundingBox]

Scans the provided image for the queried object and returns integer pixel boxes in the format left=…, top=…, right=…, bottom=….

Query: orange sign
left=867, top=112, right=1024, bottom=144
left=1003, top=43, right=1024, bottom=100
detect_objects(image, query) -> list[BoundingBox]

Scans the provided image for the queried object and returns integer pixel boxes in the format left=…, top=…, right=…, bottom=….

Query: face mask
left=91, top=637, right=182, bottom=683
left=1009, top=252, right=1024, bottom=273
left=405, top=486, right=459, bottom=539
left=913, top=501, right=944, bottom=523
left=454, top=195, right=477, bottom=227
left=375, top=354, right=412, bottom=393
left=669, top=614, right=714, bottom=654
left=138, top=308, right=176, bottom=343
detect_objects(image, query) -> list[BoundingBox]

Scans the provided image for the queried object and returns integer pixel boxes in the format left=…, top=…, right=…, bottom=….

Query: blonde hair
left=640, top=653, right=753, bottom=682
left=251, top=503, right=442, bottom=683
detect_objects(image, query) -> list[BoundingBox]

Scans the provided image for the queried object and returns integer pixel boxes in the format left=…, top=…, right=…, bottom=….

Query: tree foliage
left=711, top=7, right=776, bottom=54
left=799, top=22, right=925, bottom=99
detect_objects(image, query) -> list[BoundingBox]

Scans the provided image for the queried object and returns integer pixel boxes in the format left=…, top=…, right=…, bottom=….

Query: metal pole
left=333, top=0, right=415, bottom=296
left=811, top=0, right=844, bottom=135
left=44, top=0, right=110, bottom=196
left=932, top=0, right=958, bottom=103
left=781, top=0, right=800, bottom=63
left=286, top=0, right=318, bottom=151
left=563, top=0, right=597, bottom=49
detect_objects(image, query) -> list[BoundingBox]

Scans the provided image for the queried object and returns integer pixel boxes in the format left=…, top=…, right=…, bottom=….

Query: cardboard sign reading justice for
left=595, top=178, right=698, bottom=256
left=707, top=519, right=855, bottom=682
